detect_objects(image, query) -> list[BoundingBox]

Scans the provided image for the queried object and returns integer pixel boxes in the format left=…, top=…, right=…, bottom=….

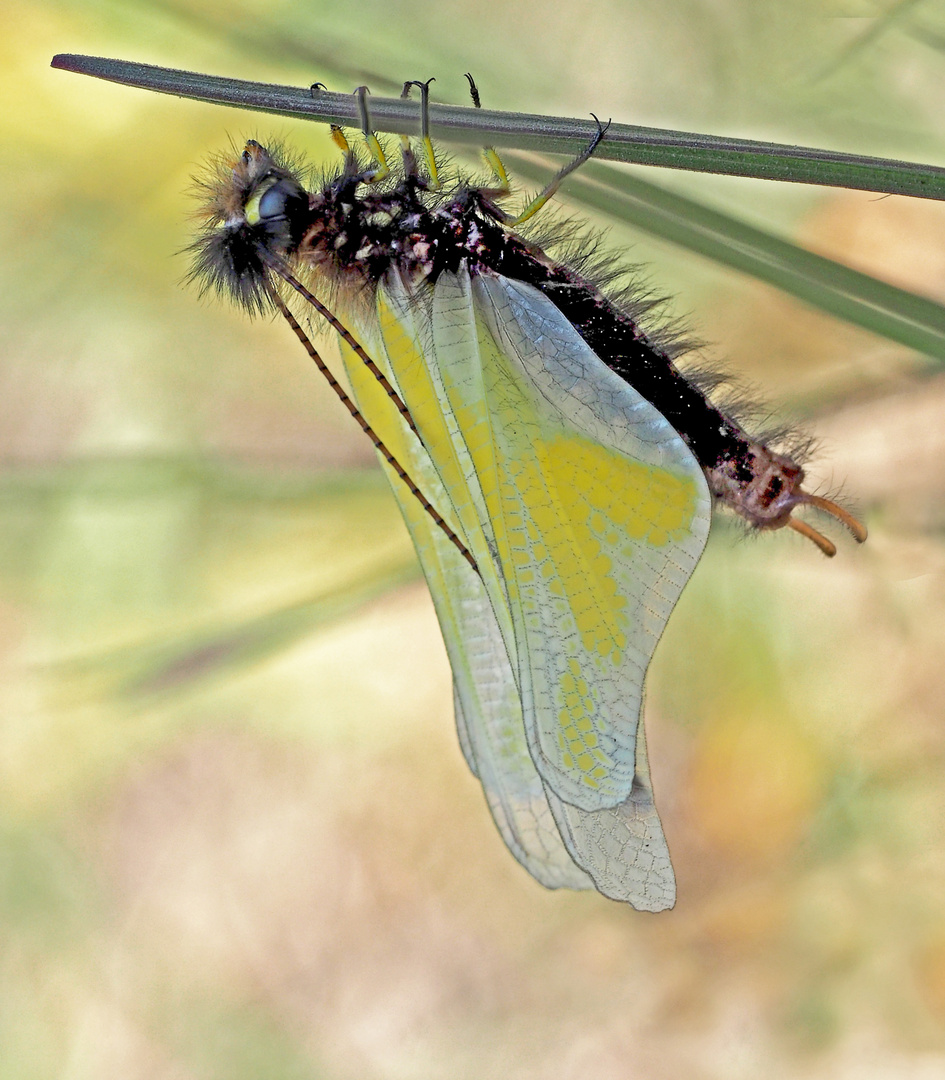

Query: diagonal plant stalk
left=50, top=53, right=945, bottom=362
left=51, top=53, right=945, bottom=200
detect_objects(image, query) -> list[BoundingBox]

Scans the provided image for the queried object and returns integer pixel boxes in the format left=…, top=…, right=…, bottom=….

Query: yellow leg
left=399, top=81, right=421, bottom=177
left=402, top=78, right=440, bottom=189
left=464, top=73, right=510, bottom=197
left=310, top=83, right=361, bottom=177
left=511, top=114, right=610, bottom=227
left=329, top=123, right=353, bottom=158
left=354, top=85, right=390, bottom=183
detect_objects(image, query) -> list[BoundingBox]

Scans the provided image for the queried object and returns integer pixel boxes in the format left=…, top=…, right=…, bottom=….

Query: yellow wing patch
left=340, top=266, right=710, bottom=905
left=503, top=433, right=700, bottom=661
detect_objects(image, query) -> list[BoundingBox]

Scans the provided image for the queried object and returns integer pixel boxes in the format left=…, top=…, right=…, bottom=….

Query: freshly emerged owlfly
left=184, top=77, right=866, bottom=911
left=184, top=76, right=870, bottom=910
left=47, top=47, right=869, bottom=909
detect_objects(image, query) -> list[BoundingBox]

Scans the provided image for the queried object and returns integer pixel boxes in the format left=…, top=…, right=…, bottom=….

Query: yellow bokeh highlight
left=686, top=712, right=827, bottom=861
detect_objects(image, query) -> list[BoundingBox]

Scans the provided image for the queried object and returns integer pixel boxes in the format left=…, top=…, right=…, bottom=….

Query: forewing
left=425, top=270, right=710, bottom=812
left=337, top=299, right=593, bottom=890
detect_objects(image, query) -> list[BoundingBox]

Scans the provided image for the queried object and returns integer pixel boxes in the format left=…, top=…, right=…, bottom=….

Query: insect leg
left=401, top=78, right=440, bottom=189
left=309, top=82, right=363, bottom=179
left=354, top=85, right=391, bottom=183
left=464, top=72, right=510, bottom=197
left=398, top=81, right=422, bottom=179
left=511, top=114, right=611, bottom=226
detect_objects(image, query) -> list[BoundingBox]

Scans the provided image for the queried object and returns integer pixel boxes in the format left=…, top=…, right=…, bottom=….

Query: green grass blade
left=51, top=54, right=945, bottom=201
left=510, top=155, right=945, bottom=361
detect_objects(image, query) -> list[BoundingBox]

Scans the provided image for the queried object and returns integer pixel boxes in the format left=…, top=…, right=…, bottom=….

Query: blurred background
left=6, top=0, right=945, bottom=1076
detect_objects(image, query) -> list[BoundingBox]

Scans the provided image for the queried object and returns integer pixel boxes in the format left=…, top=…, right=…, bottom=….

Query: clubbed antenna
left=789, top=492, right=867, bottom=557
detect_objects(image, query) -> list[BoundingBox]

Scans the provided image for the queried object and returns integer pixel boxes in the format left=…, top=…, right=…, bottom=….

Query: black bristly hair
left=189, top=139, right=313, bottom=316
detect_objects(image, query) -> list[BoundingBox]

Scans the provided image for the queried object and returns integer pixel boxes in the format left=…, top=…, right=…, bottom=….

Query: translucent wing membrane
left=543, top=721, right=675, bottom=909
left=338, top=267, right=710, bottom=908
left=470, top=275, right=710, bottom=811
left=337, top=287, right=594, bottom=892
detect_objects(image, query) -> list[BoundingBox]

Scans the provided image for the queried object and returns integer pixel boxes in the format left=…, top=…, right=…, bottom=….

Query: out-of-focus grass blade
left=59, top=557, right=420, bottom=703
left=50, top=54, right=945, bottom=201
left=816, top=0, right=925, bottom=78
left=509, top=154, right=945, bottom=362
left=1, top=458, right=423, bottom=702
left=137, top=0, right=405, bottom=94
left=907, top=17, right=945, bottom=53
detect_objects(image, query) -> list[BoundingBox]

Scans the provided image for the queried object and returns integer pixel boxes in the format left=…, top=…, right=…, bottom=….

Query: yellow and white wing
left=338, top=265, right=710, bottom=908
left=338, top=300, right=594, bottom=891
left=423, top=270, right=710, bottom=811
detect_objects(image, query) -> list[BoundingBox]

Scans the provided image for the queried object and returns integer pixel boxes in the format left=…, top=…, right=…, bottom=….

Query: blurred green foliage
left=5, top=0, right=945, bottom=1077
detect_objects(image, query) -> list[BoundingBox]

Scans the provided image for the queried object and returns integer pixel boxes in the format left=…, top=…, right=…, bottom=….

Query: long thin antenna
left=265, top=257, right=422, bottom=440
left=266, top=284, right=479, bottom=576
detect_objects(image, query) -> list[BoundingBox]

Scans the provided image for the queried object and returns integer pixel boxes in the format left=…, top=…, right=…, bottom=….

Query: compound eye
left=257, top=179, right=294, bottom=220
left=244, top=176, right=307, bottom=230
